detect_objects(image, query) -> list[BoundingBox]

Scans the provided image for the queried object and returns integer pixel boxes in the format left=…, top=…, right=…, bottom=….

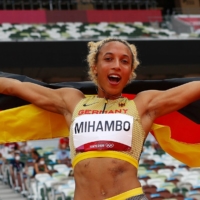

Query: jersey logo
left=83, top=102, right=98, bottom=107
left=118, top=102, right=125, bottom=107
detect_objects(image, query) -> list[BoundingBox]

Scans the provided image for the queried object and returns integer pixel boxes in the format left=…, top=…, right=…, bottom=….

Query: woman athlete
left=0, top=38, right=200, bottom=200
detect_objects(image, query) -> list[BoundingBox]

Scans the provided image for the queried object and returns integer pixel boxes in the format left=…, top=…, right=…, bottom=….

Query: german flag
left=1, top=71, right=200, bottom=167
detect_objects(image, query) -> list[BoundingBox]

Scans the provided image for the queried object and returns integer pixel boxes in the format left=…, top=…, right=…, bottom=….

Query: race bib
left=72, top=114, right=133, bottom=152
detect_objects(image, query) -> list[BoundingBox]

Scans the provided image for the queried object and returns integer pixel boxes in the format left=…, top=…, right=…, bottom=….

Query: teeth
left=109, top=75, right=120, bottom=78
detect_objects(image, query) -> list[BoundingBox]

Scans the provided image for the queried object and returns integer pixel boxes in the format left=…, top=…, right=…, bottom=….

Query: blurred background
left=0, top=1, right=200, bottom=200
left=0, top=0, right=200, bottom=82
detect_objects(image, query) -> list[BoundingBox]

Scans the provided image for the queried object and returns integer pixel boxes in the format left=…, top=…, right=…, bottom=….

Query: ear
left=92, top=65, right=97, bottom=75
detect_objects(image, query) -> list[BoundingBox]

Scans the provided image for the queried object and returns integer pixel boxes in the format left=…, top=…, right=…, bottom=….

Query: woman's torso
left=66, top=96, right=148, bottom=199
left=74, top=157, right=140, bottom=199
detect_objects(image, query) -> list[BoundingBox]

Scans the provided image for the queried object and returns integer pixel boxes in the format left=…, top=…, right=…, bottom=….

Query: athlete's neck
left=97, top=86, right=122, bottom=100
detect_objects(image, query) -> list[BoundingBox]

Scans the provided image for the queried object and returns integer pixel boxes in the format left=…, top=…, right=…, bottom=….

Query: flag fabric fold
left=1, top=71, right=200, bottom=167
left=0, top=104, right=68, bottom=144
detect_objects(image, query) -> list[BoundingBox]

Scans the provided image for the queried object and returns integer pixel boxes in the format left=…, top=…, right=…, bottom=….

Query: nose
left=112, top=59, right=121, bottom=70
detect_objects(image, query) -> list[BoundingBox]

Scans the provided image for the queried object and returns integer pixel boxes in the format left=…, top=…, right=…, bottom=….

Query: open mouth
left=108, top=75, right=121, bottom=83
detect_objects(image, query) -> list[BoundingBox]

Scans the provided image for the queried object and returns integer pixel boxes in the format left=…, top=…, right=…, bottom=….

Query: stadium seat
left=147, top=178, right=165, bottom=188
left=156, top=188, right=172, bottom=198
left=158, top=169, right=173, bottom=179
left=143, top=184, right=157, bottom=193
left=170, top=172, right=184, bottom=181
left=166, top=177, right=180, bottom=186
left=53, top=164, right=70, bottom=173
left=159, top=182, right=176, bottom=193
left=177, top=181, right=193, bottom=192
left=138, top=167, right=148, bottom=176
left=139, top=174, right=151, bottom=181
left=148, top=173, right=167, bottom=181
left=56, top=184, right=75, bottom=199
left=52, top=172, right=68, bottom=181
left=174, top=167, right=189, bottom=175
left=34, top=173, right=53, bottom=199
left=139, top=179, right=147, bottom=186
left=186, top=190, right=200, bottom=199
left=190, top=168, right=200, bottom=173
left=150, top=193, right=164, bottom=199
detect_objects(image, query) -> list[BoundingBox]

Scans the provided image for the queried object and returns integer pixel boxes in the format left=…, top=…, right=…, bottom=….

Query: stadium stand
left=0, top=0, right=158, bottom=10
left=171, top=14, right=200, bottom=36
left=1, top=21, right=200, bottom=41
left=1, top=140, right=200, bottom=199
left=0, top=0, right=75, bottom=10
left=0, top=22, right=178, bottom=41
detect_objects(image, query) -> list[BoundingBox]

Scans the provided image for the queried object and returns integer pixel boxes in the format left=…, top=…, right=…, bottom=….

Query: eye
left=105, top=57, right=112, bottom=61
left=122, top=59, right=129, bottom=64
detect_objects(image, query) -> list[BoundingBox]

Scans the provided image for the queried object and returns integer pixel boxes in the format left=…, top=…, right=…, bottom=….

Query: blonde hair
left=87, top=37, right=140, bottom=85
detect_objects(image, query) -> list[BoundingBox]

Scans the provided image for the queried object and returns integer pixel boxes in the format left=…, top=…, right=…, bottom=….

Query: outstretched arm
left=134, top=80, right=200, bottom=134
left=0, top=77, right=84, bottom=115
left=136, top=81, right=200, bottom=121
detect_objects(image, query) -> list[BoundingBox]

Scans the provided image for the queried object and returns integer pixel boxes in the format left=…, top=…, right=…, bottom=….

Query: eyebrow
left=104, top=52, right=130, bottom=58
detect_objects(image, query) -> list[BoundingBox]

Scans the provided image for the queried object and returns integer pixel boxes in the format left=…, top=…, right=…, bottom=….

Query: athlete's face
left=93, top=41, right=133, bottom=98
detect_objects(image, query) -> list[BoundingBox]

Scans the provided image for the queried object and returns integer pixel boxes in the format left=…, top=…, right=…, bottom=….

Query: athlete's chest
left=76, top=97, right=131, bottom=116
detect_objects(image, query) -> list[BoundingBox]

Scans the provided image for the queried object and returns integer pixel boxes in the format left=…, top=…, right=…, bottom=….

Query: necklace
left=97, top=94, right=123, bottom=100
left=97, top=96, right=125, bottom=113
